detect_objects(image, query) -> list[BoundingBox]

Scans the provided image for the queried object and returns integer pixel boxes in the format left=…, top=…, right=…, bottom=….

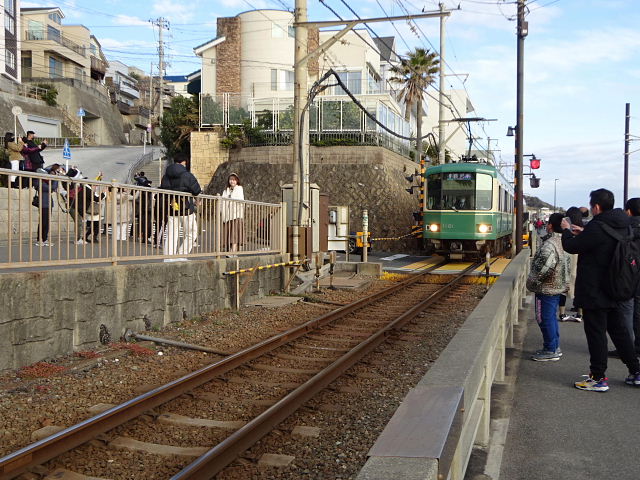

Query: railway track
left=0, top=260, right=481, bottom=480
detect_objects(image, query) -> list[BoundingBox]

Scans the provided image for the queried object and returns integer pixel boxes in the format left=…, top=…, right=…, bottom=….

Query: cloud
left=220, top=0, right=268, bottom=7
left=114, top=15, right=152, bottom=28
left=152, top=0, right=198, bottom=23
left=100, top=38, right=157, bottom=50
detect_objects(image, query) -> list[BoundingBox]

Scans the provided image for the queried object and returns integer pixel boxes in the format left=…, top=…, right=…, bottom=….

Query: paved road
left=501, top=308, right=640, bottom=479
left=42, top=145, right=158, bottom=183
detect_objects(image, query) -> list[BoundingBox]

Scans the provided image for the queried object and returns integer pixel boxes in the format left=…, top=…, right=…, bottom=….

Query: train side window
left=475, top=174, right=493, bottom=210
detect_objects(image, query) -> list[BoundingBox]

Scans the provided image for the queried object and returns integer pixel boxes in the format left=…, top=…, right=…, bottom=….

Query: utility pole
left=292, top=0, right=309, bottom=261
left=437, top=2, right=447, bottom=165
left=515, top=0, right=527, bottom=255
left=150, top=18, right=169, bottom=122
left=624, top=102, right=630, bottom=203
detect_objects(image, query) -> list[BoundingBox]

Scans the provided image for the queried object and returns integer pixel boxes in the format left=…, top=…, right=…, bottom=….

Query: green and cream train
left=423, top=162, right=514, bottom=259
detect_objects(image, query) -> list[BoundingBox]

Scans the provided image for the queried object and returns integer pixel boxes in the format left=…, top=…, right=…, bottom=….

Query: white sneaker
left=76, top=239, right=85, bottom=245
left=35, top=241, right=54, bottom=247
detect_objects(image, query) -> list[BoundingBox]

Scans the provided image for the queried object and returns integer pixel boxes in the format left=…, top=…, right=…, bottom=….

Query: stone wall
left=199, top=145, right=422, bottom=251
left=216, top=17, right=241, bottom=96
left=0, top=254, right=287, bottom=370
left=190, top=131, right=229, bottom=188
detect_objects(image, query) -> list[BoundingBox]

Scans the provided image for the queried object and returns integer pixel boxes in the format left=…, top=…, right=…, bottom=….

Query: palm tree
left=389, top=48, right=439, bottom=164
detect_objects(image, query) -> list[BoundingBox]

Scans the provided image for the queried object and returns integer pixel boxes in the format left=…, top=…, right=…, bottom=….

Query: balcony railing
left=90, top=56, right=107, bottom=74
left=129, top=106, right=150, bottom=118
left=117, top=100, right=131, bottom=115
left=25, top=30, right=86, bottom=57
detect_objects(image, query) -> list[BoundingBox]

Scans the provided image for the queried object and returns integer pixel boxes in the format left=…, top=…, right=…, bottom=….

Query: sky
left=21, top=0, right=640, bottom=210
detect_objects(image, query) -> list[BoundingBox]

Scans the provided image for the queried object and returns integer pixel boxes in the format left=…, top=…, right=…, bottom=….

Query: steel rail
left=172, top=262, right=481, bottom=479
left=0, top=259, right=448, bottom=480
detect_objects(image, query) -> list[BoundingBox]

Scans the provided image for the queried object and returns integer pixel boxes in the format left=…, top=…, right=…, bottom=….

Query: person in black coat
left=561, top=188, right=640, bottom=391
left=159, top=153, right=201, bottom=259
left=624, top=197, right=640, bottom=356
left=24, top=131, right=47, bottom=171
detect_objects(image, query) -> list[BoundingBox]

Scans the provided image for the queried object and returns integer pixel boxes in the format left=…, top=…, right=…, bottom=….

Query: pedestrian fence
left=0, top=168, right=286, bottom=269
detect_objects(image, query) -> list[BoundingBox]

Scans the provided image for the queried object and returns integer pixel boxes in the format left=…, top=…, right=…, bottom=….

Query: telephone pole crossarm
left=294, top=10, right=450, bottom=28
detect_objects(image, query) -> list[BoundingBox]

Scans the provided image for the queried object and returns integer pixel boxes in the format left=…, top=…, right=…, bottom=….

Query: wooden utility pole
left=515, top=0, right=527, bottom=255
left=624, top=103, right=630, bottom=203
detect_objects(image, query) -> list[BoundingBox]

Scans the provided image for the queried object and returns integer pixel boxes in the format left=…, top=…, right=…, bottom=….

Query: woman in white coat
left=221, top=173, right=244, bottom=255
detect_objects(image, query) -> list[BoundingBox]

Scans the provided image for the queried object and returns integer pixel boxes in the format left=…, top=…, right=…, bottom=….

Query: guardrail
left=357, top=250, right=530, bottom=480
left=0, top=168, right=286, bottom=269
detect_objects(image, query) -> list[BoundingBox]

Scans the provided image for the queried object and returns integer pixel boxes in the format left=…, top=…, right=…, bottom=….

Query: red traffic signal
left=530, top=158, right=540, bottom=169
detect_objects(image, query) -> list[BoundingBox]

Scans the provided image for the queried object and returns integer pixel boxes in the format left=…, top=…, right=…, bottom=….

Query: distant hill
left=524, top=195, right=557, bottom=211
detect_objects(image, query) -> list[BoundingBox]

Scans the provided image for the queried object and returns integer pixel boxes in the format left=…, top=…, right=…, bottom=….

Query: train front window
left=427, top=172, right=493, bottom=210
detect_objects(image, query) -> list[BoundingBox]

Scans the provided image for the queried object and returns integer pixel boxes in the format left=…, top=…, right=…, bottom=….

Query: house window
left=48, top=12, right=62, bottom=25
left=49, top=56, right=63, bottom=78
left=5, top=49, right=16, bottom=70
left=5, top=0, right=15, bottom=16
left=288, top=25, right=295, bottom=38
left=90, top=44, right=97, bottom=55
left=335, top=71, right=362, bottom=95
left=75, top=66, right=84, bottom=80
left=4, top=14, right=15, bottom=35
left=270, top=69, right=294, bottom=91
left=47, top=25, right=61, bottom=43
left=27, top=21, right=45, bottom=40
left=272, top=22, right=285, bottom=38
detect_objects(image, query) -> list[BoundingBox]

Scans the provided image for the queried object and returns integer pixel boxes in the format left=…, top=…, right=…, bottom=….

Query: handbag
left=32, top=193, right=39, bottom=208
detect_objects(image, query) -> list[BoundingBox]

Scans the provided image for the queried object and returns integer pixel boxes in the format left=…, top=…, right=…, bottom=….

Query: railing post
left=110, top=180, right=118, bottom=265
left=215, top=196, right=222, bottom=258
left=280, top=201, right=287, bottom=255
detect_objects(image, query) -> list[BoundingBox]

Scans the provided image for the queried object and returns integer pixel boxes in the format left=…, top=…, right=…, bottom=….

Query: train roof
left=425, top=162, right=513, bottom=192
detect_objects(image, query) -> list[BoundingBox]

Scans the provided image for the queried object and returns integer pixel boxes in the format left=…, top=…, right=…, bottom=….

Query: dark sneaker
left=559, top=314, right=571, bottom=322
left=535, top=348, right=562, bottom=357
left=575, top=375, right=609, bottom=392
left=608, top=350, right=620, bottom=358
left=625, top=372, right=640, bottom=386
left=531, top=350, right=561, bottom=362
left=573, top=314, right=582, bottom=323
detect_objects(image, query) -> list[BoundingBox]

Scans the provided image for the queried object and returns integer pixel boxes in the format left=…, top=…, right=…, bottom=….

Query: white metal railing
left=0, top=168, right=285, bottom=269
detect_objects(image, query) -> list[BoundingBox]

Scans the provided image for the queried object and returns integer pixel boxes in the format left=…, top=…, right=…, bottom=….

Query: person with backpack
left=526, top=213, right=570, bottom=361
left=160, top=152, right=201, bottom=260
left=561, top=188, right=640, bottom=391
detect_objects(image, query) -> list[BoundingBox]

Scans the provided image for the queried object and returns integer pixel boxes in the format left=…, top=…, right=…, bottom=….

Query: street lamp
left=554, top=178, right=559, bottom=212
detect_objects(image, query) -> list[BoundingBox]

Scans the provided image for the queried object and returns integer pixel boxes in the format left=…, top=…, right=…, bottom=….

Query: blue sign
left=63, top=139, right=71, bottom=160
left=77, top=108, right=86, bottom=117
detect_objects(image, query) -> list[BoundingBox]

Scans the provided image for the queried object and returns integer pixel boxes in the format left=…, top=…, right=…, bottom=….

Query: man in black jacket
left=24, top=130, right=47, bottom=171
left=160, top=153, right=201, bottom=260
left=562, top=188, right=640, bottom=391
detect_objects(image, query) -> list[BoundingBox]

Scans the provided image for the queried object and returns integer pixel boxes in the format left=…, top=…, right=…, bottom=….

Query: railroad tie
left=43, top=468, right=110, bottom=480
left=258, top=453, right=296, bottom=467
left=157, top=413, right=244, bottom=430
left=109, top=437, right=208, bottom=457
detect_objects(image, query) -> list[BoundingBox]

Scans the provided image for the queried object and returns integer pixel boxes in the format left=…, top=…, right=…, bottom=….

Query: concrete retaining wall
left=0, top=254, right=287, bottom=370
left=196, top=143, right=422, bottom=252
left=357, top=251, right=530, bottom=480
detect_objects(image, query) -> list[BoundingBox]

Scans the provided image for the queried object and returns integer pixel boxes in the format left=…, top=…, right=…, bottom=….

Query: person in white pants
left=4, top=132, right=24, bottom=187
left=160, top=153, right=202, bottom=261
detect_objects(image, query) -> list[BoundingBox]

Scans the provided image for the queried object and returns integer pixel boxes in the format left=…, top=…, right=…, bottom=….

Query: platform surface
left=501, top=305, right=640, bottom=480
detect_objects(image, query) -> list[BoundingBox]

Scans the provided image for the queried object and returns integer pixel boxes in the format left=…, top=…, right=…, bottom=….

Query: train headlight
left=429, top=223, right=440, bottom=232
left=477, top=224, right=492, bottom=233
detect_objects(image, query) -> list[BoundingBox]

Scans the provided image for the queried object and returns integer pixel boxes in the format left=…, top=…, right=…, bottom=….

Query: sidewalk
left=501, top=305, right=640, bottom=480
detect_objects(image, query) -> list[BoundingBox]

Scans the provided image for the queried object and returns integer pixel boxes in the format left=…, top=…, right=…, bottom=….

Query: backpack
left=600, top=223, right=640, bottom=300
